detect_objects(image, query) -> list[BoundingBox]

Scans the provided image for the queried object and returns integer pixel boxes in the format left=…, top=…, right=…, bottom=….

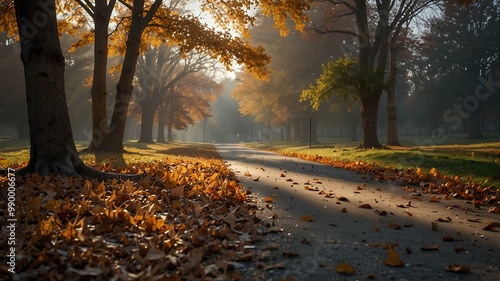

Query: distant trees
left=132, top=44, right=219, bottom=144
left=302, top=0, right=435, bottom=148
left=416, top=0, right=500, bottom=139
left=232, top=16, right=335, bottom=143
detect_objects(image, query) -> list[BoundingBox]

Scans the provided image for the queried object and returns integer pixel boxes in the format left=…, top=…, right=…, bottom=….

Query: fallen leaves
left=445, top=264, right=471, bottom=273
left=0, top=157, right=258, bottom=280
left=384, top=245, right=405, bottom=267
left=334, top=262, right=355, bottom=275
left=482, top=222, right=499, bottom=231
left=300, top=215, right=315, bottom=222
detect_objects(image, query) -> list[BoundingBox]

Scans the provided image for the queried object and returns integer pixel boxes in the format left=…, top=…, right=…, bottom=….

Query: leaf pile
left=0, top=158, right=263, bottom=280
left=277, top=152, right=500, bottom=205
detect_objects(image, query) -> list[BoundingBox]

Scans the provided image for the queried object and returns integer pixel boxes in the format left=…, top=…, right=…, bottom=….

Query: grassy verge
left=0, top=139, right=220, bottom=168
left=245, top=140, right=500, bottom=188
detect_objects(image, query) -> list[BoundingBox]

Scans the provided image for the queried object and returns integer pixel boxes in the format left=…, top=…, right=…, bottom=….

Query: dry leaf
left=488, top=207, right=500, bottom=214
left=431, top=222, right=438, bottom=231
left=334, top=262, right=355, bottom=275
left=359, top=204, right=373, bottom=209
left=384, top=245, right=405, bottom=267
left=420, top=244, right=439, bottom=251
left=264, top=197, right=275, bottom=203
left=300, top=215, right=314, bottom=222
left=282, top=251, right=299, bottom=258
left=445, top=264, right=471, bottom=273
left=483, top=222, right=499, bottom=231
left=388, top=223, right=401, bottom=230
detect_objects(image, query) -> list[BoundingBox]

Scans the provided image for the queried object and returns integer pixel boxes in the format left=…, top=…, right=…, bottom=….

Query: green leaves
left=301, top=55, right=388, bottom=111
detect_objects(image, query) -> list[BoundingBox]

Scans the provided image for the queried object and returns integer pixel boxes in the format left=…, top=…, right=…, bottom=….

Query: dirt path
left=215, top=144, right=500, bottom=281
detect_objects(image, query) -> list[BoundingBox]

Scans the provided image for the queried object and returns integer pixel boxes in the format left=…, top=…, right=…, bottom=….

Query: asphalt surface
left=215, top=144, right=500, bottom=281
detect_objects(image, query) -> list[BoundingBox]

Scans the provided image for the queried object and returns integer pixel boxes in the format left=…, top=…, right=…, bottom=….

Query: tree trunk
left=14, top=0, right=82, bottom=176
left=359, top=94, right=383, bottom=148
left=85, top=3, right=111, bottom=153
left=156, top=102, right=166, bottom=143
left=386, top=45, right=402, bottom=146
left=285, top=123, right=291, bottom=141
left=293, top=118, right=301, bottom=141
left=349, top=113, right=358, bottom=141
left=137, top=102, right=156, bottom=143
left=467, top=108, right=484, bottom=139
left=96, top=0, right=162, bottom=153
left=97, top=11, right=144, bottom=152
left=12, top=0, right=142, bottom=181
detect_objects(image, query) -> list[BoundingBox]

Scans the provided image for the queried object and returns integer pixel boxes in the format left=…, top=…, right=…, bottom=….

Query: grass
left=245, top=137, right=500, bottom=188
left=0, top=139, right=220, bottom=168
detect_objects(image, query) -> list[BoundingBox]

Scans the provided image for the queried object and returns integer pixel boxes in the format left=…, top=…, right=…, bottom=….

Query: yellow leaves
left=384, top=245, right=405, bottom=267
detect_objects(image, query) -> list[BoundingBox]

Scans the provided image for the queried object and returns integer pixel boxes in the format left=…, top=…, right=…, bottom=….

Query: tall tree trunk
left=97, top=6, right=145, bottom=153
left=359, top=93, right=382, bottom=148
left=386, top=47, right=402, bottom=146
left=293, top=118, right=301, bottom=141
left=96, top=0, right=161, bottom=153
left=467, top=107, right=484, bottom=139
left=349, top=113, right=358, bottom=141
left=285, top=123, right=291, bottom=141
left=85, top=2, right=112, bottom=153
left=137, top=102, right=156, bottom=143
left=157, top=102, right=166, bottom=143
left=14, top=0, right=82, bottom=176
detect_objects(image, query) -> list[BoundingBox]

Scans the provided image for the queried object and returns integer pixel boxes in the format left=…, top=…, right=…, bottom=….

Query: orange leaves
left=300, top=215, right=315, bottom=222
left=384, top=245, right=405, bottom=267
left=5, top=155, right=258, bottom=280
left=334, top=262, right=355, bottom=274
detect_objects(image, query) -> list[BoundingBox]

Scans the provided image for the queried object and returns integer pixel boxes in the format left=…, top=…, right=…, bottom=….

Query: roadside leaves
left=275, top=152, right=499, bottom=206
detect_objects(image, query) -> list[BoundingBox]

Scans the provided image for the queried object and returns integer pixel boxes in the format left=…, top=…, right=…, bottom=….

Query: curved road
left=215, top=144, right=500, bottom=281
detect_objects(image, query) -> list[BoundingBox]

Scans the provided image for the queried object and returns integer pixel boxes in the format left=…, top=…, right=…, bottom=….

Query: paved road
left=215, top=144, right=500, bottom=281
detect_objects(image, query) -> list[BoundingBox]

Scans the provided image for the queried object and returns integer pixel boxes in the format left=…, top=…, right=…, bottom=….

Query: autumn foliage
left=0, top=156, right=264, bottom=279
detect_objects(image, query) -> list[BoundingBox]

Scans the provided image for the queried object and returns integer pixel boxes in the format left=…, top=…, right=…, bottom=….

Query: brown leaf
left=334, top=262, right=355, bottom=275
left=445, top=264, right=471, bottom=273
left=253, top=176, right=260, bottom=181
left=300, top=215, right=314, bottom=222
left=359, top=204, right=373, bottom=209
left=431, top=222, right=438, bottom=231
left=483, top=222, right=499, bottom=231
left=282, top=251, right=299, bottom=258
left=489, top=207, right=500, bottom=214
left=337, top=196, right=349, bottom=202
left=420, top=244, right=439, bottom=251
left=264, top=197, right=275, bottom=203
left=384, top=245, right=405, bottom=267
left=388, top=223, right=401, bottom=230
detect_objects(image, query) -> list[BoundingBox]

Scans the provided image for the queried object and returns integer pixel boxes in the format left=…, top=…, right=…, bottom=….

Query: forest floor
left=0, top=140, right=499, bottom=280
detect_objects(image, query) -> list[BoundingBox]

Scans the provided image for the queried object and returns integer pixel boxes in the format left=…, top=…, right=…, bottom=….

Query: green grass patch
left=0, top=139, right=220, bottom=168
left=246, top=140, right=500, bottom=188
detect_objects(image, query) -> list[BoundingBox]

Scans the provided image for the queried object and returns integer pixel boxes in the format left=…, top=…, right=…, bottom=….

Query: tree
left=232, top=16, right=336, bottom=143
left=304, top=0, right=435, bottom=148
left=133, top=44, right=217, bottom=143
left=95, top=0, right=312, bottom=154
left=73, top=0, right=117, bottom=153
left=419, top=0, right=500, bottom=139
left=162, top=72, right=222, bottom=142
left=9, top=0, right=139, bottom=179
